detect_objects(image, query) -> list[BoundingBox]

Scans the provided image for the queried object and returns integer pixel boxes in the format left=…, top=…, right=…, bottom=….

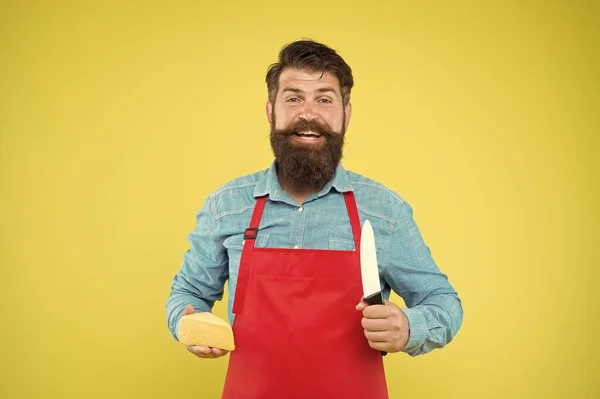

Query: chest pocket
left=328, top=238, right=356, bottom=251
left=224, top=232, right=271, bottom=251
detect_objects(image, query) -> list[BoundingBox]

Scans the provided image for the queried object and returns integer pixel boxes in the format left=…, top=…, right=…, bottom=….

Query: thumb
left=182, top=304, right=195, bottom=316
left=355, top=298, right=368, bottom=311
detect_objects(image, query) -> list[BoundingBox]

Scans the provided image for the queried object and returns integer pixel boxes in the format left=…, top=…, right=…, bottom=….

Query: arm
left=165, top=195, right=229, bottom=341
left=381, top=201, right=463, bottom=357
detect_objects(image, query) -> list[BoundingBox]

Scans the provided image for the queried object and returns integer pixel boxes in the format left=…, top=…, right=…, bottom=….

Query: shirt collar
left=253, top=161, right=354, bottom=201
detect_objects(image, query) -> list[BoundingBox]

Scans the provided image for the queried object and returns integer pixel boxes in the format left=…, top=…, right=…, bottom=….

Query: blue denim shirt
left=166, top=162, right=463, bottom=356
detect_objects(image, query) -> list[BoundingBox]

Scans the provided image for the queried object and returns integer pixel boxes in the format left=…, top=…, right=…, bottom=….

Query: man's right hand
left=181, top=304, right=230, bottom=359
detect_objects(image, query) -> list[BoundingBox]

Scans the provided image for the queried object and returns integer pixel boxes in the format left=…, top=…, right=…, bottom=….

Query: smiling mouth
left=293, top=131, right=323, bottom=138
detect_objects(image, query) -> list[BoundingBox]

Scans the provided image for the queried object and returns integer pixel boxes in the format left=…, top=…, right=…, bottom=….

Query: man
left=166, top=39, right=463, bottom=398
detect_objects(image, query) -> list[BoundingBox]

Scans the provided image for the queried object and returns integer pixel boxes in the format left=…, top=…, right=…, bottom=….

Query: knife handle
left=363, top=292, right=387, bottom=356
left=363, top=292, right=384, bottom=306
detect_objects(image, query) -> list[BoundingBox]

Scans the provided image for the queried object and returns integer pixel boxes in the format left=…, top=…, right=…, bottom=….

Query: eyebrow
left=281, top=87, right=339, bottom=96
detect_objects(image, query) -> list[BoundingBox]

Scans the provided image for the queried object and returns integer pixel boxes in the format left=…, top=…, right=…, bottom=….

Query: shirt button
left=293, top=244, right=299, bottom=249
left=298, top=206, right=303, bottom=212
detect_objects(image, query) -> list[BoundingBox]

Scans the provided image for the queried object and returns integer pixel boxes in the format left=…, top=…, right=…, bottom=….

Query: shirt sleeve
left=382, top=201, right=463, bottom=356
left=165, top=195, right=229, bottom=341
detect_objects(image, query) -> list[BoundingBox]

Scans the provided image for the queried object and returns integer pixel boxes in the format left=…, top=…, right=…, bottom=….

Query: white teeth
left=299, top=131, right=321, bottom=137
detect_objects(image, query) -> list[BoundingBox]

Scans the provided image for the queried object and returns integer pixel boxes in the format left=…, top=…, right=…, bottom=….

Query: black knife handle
left=363, top=292, right=387, bottom=356
left=363, top=292, right=384, bottom=306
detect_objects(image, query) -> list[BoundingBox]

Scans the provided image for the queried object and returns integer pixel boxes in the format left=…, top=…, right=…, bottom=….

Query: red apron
left=221, top=192, right=389, bottom=399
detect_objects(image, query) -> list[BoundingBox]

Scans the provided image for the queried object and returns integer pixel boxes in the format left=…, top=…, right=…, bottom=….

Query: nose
left=299, top=103, right=318, bottom=121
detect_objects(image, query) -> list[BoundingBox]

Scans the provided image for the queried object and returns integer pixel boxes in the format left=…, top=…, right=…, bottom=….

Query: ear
left=344, top=102, right=352, bottom=131
left=266, top=101, right=273, bottom=124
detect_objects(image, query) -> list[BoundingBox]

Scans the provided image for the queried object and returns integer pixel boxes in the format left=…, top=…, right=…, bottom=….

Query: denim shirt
left=166, top=162, right=463, bottom=356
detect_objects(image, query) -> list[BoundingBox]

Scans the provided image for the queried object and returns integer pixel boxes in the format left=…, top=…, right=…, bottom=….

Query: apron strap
left=343, top=192, right=361, bottom=250
left=233, top=196, right=267, bottom=315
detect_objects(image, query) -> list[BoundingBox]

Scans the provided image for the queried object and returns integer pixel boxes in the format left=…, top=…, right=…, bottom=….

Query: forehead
left=278, top=68, right=341, bottom=93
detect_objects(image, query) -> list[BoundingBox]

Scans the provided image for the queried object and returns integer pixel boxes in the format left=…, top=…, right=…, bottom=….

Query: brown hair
left=266, top=39, right=354, bottom=106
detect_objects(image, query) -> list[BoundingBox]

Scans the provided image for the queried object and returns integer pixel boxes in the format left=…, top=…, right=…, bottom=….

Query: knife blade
left=360, top=219, right=387, bottom=356
left=360, top=219, right=383, bottom=306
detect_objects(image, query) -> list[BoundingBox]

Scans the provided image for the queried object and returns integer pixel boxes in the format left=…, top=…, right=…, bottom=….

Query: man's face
left=267, top=68, right=352, bottom=189
left=268, top=68, right=351, bottom=138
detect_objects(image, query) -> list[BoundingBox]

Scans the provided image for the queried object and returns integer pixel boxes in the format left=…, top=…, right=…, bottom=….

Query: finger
left=187, top=348, right=211, bottom=358
left=187, top=345, right=212, bottom=357
left=364, top=330, right=390, bottom=343
left=363, top=304, right=394, bottom=319
left=212, top=348, right=229, bottom=357
left=367, top=340, right=391, bottom=352
left=361, top=317, right=390, bottom=332
left=201, top=348, right=227, bottom=359
left=182, top=304, right=195, bottom=316
left=203, top=350, right=219, bottom=359
left=355, top=300, right=368, bottom=311
left=186, top=345, right=210, bottom=355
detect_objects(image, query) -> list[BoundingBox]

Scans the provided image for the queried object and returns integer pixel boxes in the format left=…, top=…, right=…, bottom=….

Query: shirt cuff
left=400, top=307, right=428, bottom=356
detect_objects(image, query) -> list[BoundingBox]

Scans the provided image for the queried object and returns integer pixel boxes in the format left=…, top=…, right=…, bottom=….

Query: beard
left=270, top=116, right=345, bottom=191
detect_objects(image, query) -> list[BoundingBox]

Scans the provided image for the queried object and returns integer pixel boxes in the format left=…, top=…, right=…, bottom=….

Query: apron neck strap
left=244, top=196, right=267, bottom=240
left=236, top=196, right=267, bottom=315
left=343, top=192, right=361, bottom=250
left=251, top=196, right=267, bottom=228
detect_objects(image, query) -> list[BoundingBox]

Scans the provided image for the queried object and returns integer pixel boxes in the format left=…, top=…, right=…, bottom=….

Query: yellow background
left=1, top=1, right=598, bottom=398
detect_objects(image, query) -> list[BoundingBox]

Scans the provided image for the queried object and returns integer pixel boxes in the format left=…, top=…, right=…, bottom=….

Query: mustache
left=273, top=119, right=337, bottom=138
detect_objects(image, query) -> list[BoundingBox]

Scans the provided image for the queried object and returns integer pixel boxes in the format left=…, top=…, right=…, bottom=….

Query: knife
left=360, top=219, right=387, bottom=356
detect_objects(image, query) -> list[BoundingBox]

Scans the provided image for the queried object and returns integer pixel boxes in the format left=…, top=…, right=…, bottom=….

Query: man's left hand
left=355, top=299, right=410, bottom=353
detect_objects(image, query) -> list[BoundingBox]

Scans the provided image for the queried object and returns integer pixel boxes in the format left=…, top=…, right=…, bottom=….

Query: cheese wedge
left=178, top=312, right=235, bottom=350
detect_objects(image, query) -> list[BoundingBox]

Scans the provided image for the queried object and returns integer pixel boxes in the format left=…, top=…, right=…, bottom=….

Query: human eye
left=318, top=97, right=333, bottom=104
left=286, top=97, right=300, bottom=103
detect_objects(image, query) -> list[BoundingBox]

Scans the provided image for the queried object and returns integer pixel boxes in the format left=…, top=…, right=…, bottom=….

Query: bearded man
left=166, top=39, right=463, bottom=399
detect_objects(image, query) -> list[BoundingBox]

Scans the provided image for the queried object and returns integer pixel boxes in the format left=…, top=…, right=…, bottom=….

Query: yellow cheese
left=178, top=312, right=235, bottom=350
